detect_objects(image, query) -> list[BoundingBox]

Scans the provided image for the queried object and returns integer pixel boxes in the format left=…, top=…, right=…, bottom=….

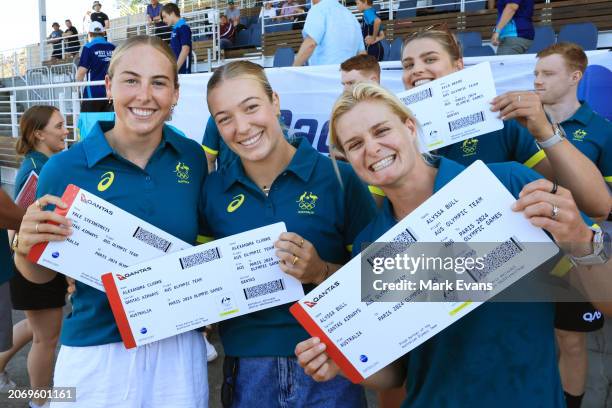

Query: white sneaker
left=0, top=371, right=16, bottom=392
left=204, top=336, right=218, bottom=362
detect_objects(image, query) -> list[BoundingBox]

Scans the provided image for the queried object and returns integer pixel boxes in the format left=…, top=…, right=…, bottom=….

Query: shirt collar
left=561, top=101, right=594, bottom=127
left=26, top=150, right=49, bottom=162
left=88, top=36, right=106, bottom=45
left=83, top=120, right=182, bottom=168
left=221, top=137, right=319, bottom=192
left=174, top=18, right=186, bottom=29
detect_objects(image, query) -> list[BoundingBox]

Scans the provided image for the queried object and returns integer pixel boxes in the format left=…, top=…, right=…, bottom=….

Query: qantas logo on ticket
left=116, top=266, right=152, bottom=281
left=303, top=281, right=340, bottom=307
left=80, top=193, right=114, bottom=215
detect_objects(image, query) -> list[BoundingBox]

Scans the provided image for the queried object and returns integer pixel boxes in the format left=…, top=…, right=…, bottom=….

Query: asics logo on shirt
left=97, top=171, right=114, bottom=192
left=227, top=194, right=245, bottom=213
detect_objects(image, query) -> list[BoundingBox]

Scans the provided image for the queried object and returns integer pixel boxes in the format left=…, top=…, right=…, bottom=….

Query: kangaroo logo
left=297, top=191, right=318, bottom=215
left=461, top=138, right=478, bottom=156
left=174, top=162, right=190, bottom=184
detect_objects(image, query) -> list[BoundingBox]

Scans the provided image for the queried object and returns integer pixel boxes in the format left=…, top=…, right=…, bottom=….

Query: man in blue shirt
left=293, top=0, right=364, bottom=66
left=76, top=21, right=115, bottom=112
left=490, top=0, right=535, bottom=55
left=161, top=3, right=193, bottom=74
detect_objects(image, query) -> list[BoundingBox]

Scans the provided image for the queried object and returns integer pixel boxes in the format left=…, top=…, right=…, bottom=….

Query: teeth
left=370, top=155, right=395, bottom=172
left=240, top=132, right=262, bottom=146
left=413, top=79, right=431, bottom=87
left=131, top=108, right=154, bottom=117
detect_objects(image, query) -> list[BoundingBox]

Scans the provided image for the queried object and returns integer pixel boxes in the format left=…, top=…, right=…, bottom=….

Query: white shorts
left=51, top=331, right=208, bottom=408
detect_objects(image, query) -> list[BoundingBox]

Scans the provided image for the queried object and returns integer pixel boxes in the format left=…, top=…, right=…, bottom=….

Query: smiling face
left=208, top=76, right=283, bottom=164
left=334, top=99, right=419, bottom=188
left=105, top=44, right=178, bottom=139
left=534, top=54, right=580, bottom=105
left=36, top=110, right=68, bottom=154
left=401, top=38, right=463, bottom=89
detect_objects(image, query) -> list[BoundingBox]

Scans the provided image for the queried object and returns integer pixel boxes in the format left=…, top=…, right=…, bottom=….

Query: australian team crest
left=461, top=138, right=478, bottom=156
left=297, top=191, right=318, bottom=215
left=174, top=162, right=190, bottom=184
left=572, top=129, right=587, bottom=141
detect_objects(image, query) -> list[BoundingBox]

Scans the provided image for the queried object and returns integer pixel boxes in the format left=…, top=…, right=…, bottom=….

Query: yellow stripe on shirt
left=368, top=185, right=386, bottom=197
left=196, top=235, right=214, bottom=244
left=202, top=145, right=219, bottom=155
left=523, top=149, right=547, bottom=169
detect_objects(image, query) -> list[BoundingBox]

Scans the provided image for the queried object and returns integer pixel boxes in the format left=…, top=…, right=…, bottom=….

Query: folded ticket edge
left=28, top=184, right=80, bottom=264
left=289, top=303, right=364, bottom=384
left=101, top=273, right=137, bottom=349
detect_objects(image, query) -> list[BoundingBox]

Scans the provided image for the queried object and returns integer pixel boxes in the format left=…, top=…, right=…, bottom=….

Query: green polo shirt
left=37, top=120, right=207, bottom=346
left=14, top=150, right=48, bottom=198
left=199, top=137, right=377, bottom=356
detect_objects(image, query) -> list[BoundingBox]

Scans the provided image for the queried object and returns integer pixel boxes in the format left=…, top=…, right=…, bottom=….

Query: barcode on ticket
left=133, top=226, right=172, bottom=252
left=448, top=111, right=485, bottom=132
left=467, top=237, right=523, bottom=282
left=366, top=228, right=418, bottom=267
left=400, top=88, right=433, bottom=105
left=243, top=279, right=285, bottom=300
left=179, top=247, right=222, bottom=270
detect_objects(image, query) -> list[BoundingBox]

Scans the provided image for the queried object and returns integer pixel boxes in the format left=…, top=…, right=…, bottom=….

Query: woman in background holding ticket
left=201, top=60, right=376, bottom=407
left=0, top=106, right=68, bottom=408
left=12, top=36, right=209, bottom=408
left=400, top=27, right=609, bottom=221
left=295, top=83, right=608, bottom=407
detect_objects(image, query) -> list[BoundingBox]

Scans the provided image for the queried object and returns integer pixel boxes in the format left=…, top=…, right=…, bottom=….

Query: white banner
left=170, top=51, right=612, bottom=154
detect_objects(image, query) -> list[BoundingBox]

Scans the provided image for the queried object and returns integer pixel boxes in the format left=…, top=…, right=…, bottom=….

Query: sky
left=0, top=0, right=120, bottom=52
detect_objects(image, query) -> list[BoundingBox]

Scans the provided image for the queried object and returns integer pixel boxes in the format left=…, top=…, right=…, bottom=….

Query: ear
left=272, top=91, right=281, bottom=116
left=571, top=70, right=583, bottom=84
left=34, top=130, right=44, bottom=142
left=403, top=116, right=418, bottom=137
left=455, top=58, right=465, bottom=71
left=172, top=85, right=180, bottom=107
left=104, top=74, right=112, bottom=100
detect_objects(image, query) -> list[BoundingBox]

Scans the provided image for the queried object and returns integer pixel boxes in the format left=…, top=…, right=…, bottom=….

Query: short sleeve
left=202, top=116, right=221, bottom=155
left=363, top=8, right=376, bottom=25
left=599, top=133, right=612, bottom=184
left=79, top=47, right=92, bottom=69
left=503, top=120, right=545, bottom=168
left=179, top=26, right=192, bottom=48
left=36, top=157, right=69, bottom=208
left=302, top=5, right=325, bottom=44
left=340, top=163, right=377, bottom=252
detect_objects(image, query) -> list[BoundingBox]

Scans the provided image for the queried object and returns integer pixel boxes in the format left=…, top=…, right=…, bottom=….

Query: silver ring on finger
left=550, top=203, right=560, bottom=219
left=35, top=199, right=42, bottom=210
left=517, top=95, right=522, bottom=103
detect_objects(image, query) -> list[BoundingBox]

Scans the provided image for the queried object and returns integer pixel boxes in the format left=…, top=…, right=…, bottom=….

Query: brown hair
left=402, top=26, right=462, bottom=63
left=161, top=3, right=181, bottom=17
left=108, top=35, right=179, bottom=88
left=537, top=42, right=588, bottom=74
left=206, top=61, right=274, bottom=108
left=340, top=54, right=381, bottom=78
left=16, top=105, right=60, bottom=155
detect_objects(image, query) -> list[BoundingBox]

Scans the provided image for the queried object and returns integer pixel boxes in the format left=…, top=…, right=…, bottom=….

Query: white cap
left=89, top=21, right=105, bottom=33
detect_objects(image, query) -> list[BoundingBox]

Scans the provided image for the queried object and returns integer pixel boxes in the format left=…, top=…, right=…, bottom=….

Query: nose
left=234, top=112, right=250, bottom=136
left=136, top=81, right=153, bottom=102
left=363, top=135, right=381, bottom=158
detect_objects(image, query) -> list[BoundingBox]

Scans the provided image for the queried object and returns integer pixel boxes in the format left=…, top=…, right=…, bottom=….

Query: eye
left=245, top=104, right=259, bottom=113
left=375, top=127, right=389, bottom=136
left=403, top=62, right=414, bottom=70
left=346, top=141, right=363, bottom=151
left=425, top=57, right=437, bottom=64
left=125, top=78, right=137, bottom=85
left=152, top=80, right=167, bottom=87
left=217, top=116, right=231, bottom=125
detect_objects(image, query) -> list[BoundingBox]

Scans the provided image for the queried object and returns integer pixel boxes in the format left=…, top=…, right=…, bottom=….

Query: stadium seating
left=273, top=47, right=295, bottom=67
left=464, top=0, right=486, bottom=12
left=234, top=28, right=251, bottom=47
left=431, top=0, right=459, bottom=13
left=395, top=0, right=417, bottom=20
left=558, top=22, right=598, bottom=50
left=455, top=31, right=482, bottom=51
left=526, top=25, right=556, bottom=54
left=380, top=40, right=391, bottom=61
left=463, top=45, right=495, bottom=57
left=387, top=37, right=404, bottom=61
left=577, top=64, right=612, bottom=120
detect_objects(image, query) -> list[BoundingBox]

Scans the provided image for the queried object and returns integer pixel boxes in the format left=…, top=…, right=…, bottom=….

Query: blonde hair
left=329, top=82, right=422, bottom=154
left=206, top=60, right=274, bottom=107
left=108, top=35, right=179, bottom=88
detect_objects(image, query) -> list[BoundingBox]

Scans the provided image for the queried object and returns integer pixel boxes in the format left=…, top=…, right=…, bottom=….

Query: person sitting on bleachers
left=220, top=14, right=236, bottom=50
left=260, top=1, right=278, bottom=20
left=225, top=0, right=245, bottom=31
left=63, top=19, right=80, bottom=57
left=279, top=0, right=303, bottom=21
left=48, top=22, right=63, bottom=60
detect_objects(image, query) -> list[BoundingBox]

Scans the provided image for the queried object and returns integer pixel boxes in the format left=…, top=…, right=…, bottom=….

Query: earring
left=107, top=97, right=112, bottom=104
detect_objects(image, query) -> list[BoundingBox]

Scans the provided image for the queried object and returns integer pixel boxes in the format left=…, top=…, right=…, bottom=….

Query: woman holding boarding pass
left=200, top=60, right=376, bottom=407
left=295, top=82, right=612, bottom=408
left=12, top=36, right=209, bottom=408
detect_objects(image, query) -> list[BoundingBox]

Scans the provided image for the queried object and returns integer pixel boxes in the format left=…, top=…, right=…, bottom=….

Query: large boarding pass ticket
left=397, top=62, right=504, bottom=152
left=28, top=185, right=191, bottom=291
left=290, top=161, right=559, bottom=383
left=102, top=222, right=305, bottom=348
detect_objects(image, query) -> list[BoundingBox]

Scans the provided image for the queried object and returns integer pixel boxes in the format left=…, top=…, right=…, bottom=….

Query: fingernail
left=318, top=343, right=326, bottom=351
left=313, top=337, right=320, bottom=344
left=511, top=203, right=517, bottom=210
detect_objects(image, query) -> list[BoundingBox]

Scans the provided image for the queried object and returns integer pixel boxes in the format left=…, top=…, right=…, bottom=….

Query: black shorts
left=80, top=99, right=113, bottom=113
left=10, top=268, right=67, bottom=311
left=554, top=302, right=604, bottom=332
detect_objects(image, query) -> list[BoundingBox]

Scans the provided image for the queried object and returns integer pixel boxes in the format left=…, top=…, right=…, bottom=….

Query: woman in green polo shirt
left=294, top=82, right=609, bottom=408
left=202, top=60, right=376, bottom=407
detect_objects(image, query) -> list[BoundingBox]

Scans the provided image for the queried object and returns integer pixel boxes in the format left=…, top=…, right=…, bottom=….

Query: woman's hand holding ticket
left=295, top=337, right=341, bottom=382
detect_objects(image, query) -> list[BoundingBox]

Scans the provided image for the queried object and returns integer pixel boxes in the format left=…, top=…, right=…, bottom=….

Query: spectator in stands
left=340, top=54, right=380, bottom=92
left=48, top=22, right=63, bottom=60
left=293, top=0, right=364, bottom=66
left=1, top=106, right=68, bottom=408
left=489, top=0, right=535, bottom=55
left=63, top=19, right=81, bottom=57
left=279, top=0, right=301, bottom=21
left=356, top=0, right=384, bottom=61
left=259, top=1, right=278, bottom=20
left=147, top=0, right=172, bottom=44
left=76, top=21, right=116, bottom=112
left=219, top=14, right=236, bottom=50
left=532, top=42, right=612, bottom=408
left=161, top=3, right=193, bottom=74
left=225, top=0, right=242, bottom=28
left=90, top=1, right=110, bottom=37
left=0, top=190, right=23, bottom=392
